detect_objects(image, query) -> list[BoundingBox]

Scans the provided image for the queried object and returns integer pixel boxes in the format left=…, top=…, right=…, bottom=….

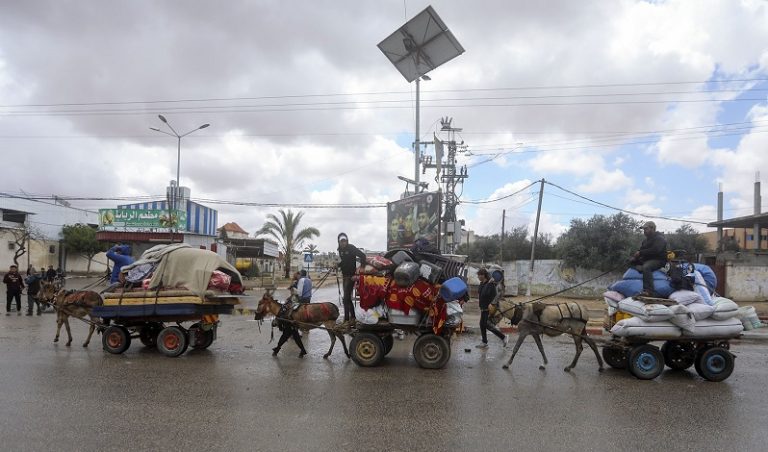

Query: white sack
left=610, top=317, right=681, bottom=338
left=617, top=298, right=673, bottom=322
left=682, top=317, right=744, bottom=338
left=669, top=290, right=704, bottom=306
left=668, top=304, right=696, bottom=333
left=687, top=303, right=715, bottom=321
left=711, top=297, right=739, bottom=321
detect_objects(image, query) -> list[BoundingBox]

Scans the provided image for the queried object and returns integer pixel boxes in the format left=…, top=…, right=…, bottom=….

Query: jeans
left=636, top=259, right=665, bottom=294
left=480, top=309, right=505, bottom=343
left=6, top=292, right=21, bottom=312
left=342, top=276, right=355, bottom=321
left=27, top=294, right=42, bottom=314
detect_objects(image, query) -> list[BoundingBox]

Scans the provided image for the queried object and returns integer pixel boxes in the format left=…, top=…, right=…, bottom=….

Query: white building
left=0, top=194, right=107, bottom=274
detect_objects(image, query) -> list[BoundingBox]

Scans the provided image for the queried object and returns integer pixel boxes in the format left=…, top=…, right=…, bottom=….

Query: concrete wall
left=721, top=253, right=768, bottom=301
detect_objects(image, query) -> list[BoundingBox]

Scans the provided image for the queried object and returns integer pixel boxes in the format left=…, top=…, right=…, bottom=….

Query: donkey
left=38, top=282, right=103, bottom=347
left=253, top=292, right=349, bottom=359
left=498, top=299, right=604, bottom=372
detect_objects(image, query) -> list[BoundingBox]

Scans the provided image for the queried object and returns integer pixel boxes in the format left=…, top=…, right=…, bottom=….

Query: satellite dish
left=378, top=6, right=465, bottom=82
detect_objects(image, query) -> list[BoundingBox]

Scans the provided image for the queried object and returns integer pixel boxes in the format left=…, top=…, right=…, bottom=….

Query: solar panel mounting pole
left=414, top=77, right=421, bottom=193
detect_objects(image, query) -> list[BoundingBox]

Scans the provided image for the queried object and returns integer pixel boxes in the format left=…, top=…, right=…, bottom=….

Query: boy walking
left=4, top=265, right=25, bottom=316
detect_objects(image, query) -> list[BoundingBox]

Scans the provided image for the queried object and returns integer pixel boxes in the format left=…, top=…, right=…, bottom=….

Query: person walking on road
left=296, top=269, right=312, bottom=304
left=24, top=267, right=44, bottom=316
left=630, top=221, right=668, bottom=297
left=4, top=264, right=25, bottom=316
left=336, top=232, right=366, bottom=322
left=475, top=268, right=508, bottom=349
left=45, top=265, right=56, bottom=282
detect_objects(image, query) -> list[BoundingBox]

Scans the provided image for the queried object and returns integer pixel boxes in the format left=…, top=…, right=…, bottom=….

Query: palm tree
left=303, top=244, right=320, bottom=255
left=256, top=209, right=320, bottom=278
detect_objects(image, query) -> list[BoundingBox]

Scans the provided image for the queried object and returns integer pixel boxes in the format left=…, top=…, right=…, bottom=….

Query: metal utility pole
left=423, top=117, right=468, bottom=254
left=414, top=78, right=421, bottom=193
left=527, top=179, right=545, bottom=297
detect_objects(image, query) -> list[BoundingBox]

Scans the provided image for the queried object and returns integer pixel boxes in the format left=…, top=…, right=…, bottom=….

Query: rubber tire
left=413, top=334, right=451, bottom=369
left=695, top=347, right=734, bottom=382
left=102, top=326, right=131, bottom=354
left=602, top=346, right=628, bottom=369
left=628, top=344, right=664, bottom=380
left=191, top=328, right=215, bottom=349
left=139, top=323, right=162, bottom=348
left=350, top=333, right=385, bottom=367
left=382, top=334, right=394, bottom=356
left=661, top=341, right=695, bottom=370
left=157, top=326, right=189, bottom=358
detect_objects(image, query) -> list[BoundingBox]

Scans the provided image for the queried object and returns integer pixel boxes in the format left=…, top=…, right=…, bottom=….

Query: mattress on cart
left=92, top=303, right=234, bottom=318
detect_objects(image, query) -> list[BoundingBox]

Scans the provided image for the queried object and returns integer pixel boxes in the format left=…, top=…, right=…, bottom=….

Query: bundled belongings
left=394, top=261, right=421, bottom=287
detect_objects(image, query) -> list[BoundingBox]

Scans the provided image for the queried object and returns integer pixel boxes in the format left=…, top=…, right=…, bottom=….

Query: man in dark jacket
left=631, top=221, right=668, bottom=297
left=475, top=268, right=507, bottom=349
left=337, top=232, right=367, bottom=322
left=4, top=265, right=25, bottom=316
left=24, top=267, right=44, bottom=316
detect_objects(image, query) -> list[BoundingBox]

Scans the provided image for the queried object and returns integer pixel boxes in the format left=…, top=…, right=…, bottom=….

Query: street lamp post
left=150, top=115, right=209, bottom=240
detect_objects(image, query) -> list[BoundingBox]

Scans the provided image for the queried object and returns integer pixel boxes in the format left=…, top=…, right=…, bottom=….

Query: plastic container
left=393, top=261, right=420, bottom=287
left=439, top=277, right=468, bottom=302
left=389, top=250, right=414, bottom=266
left=419, top=261, right=442, bottom=284
left=737, top=306, right=761, bottom=330
left=388, top=308, right=421, bottom=326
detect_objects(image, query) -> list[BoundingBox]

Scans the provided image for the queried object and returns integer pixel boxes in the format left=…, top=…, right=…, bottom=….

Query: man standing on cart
left=337, top=232, right=366, bottom=322
left=630, top=221, right=668, bottom=297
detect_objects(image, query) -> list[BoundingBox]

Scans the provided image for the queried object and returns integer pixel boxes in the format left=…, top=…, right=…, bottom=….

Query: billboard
left=387, top=192, right=441, bottom=250
left=99, top=208, right=187, bottom=231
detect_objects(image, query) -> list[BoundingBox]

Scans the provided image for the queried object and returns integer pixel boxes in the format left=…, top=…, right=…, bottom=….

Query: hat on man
left=337, top=232, right=348, bottom=242
left=640, top=221, right=656, bottom=230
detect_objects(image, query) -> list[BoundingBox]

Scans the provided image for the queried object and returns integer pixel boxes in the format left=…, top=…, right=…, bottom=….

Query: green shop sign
left=99, top=208, right=187, bottom=230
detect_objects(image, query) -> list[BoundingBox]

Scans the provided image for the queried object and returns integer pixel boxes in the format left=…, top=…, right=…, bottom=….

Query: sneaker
left=475, top=343, right=488, bottom=349
left=25, top=312, right=32, bottom=316
left=4, top=313, right=9, bottom=316
left=503, top=335, right=509, bottom=348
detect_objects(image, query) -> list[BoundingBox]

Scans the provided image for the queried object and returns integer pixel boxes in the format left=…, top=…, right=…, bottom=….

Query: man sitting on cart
left=630, top=221, right=668, bottom=297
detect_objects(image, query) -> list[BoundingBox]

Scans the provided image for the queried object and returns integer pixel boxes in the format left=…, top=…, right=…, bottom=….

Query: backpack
left=669, top=263, right=695, bottom=291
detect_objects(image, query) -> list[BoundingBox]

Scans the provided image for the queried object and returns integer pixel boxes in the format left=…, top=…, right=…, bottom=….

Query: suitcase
left=389, top=250, right=414, bottom=266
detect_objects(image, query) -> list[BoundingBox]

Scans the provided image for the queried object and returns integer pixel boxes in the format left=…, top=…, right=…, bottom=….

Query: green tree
left=61, top=223, right=109, bottom=274
left=453, top=226, right=556, bottom=263
left=256, top=210, right=320, bottom=278
left=555, top=213, right=641, bottom=271
left=666, top=224, right=711, bottom=257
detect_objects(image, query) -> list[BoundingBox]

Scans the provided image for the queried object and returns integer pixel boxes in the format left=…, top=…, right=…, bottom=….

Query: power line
left=462, top=181, right=539, bottom=204
left=544, top=180, right=711, bottom=225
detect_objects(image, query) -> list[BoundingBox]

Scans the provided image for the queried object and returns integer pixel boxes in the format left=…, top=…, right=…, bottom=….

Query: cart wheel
left=602, top=346, right=628, bottom=369
left=191, top=326, right=215, bottom=349
left=139, top=323, right=163, bottom=348
left=350, top=333, right=385, bottom=367
left=694, top=347, right=734, bottom=382
left=661, top=341, right=696, bottom=370
left=382, top=334, right=394, bottom=356
left=413, top=334, right=451, bottom=369
left=157, top=326, right=188, bottom=358
left=102, top=326, right=131, bottom=354
left=628, top=344, right=664, bottom=380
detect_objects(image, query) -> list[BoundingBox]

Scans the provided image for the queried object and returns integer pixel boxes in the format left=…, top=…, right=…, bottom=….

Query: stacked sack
left=608, top=263, right=717, bottom=302
left=604, top=290, right=743, bottom=339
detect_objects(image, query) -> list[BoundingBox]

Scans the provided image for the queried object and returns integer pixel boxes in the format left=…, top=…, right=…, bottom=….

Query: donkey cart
left=93, top=297, right=236, bottom=357
left=601, top=336, right=736, bottom=382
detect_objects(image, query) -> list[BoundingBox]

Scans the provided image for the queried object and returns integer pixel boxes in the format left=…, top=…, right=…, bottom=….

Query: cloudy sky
left=1, top=0, right=767, bottom=253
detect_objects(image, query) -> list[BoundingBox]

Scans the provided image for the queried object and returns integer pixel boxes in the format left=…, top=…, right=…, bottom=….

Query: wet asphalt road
left=2, top=280, right=768, bottom=451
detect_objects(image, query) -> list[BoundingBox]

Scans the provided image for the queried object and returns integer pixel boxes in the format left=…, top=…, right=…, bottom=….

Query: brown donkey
left=253, top=292, right=349, bottom=359
left=499, top=299, right=604, bottom=372
left=38, top=282, right=103, bottom=347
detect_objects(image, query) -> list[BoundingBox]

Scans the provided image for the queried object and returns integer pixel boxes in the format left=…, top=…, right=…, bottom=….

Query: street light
left=149, top=115, right=209, bottom=211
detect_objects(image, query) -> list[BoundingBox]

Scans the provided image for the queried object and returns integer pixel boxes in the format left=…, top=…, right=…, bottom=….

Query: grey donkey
left=498, top=299, right=604, bottom=372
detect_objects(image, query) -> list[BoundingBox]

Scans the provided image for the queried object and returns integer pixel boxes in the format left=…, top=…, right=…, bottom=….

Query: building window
left=2, top=211, right=26, bottom=223
left=7, top=242, right=15, bottom=250
left=49, top=245, right=56, bottom=254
